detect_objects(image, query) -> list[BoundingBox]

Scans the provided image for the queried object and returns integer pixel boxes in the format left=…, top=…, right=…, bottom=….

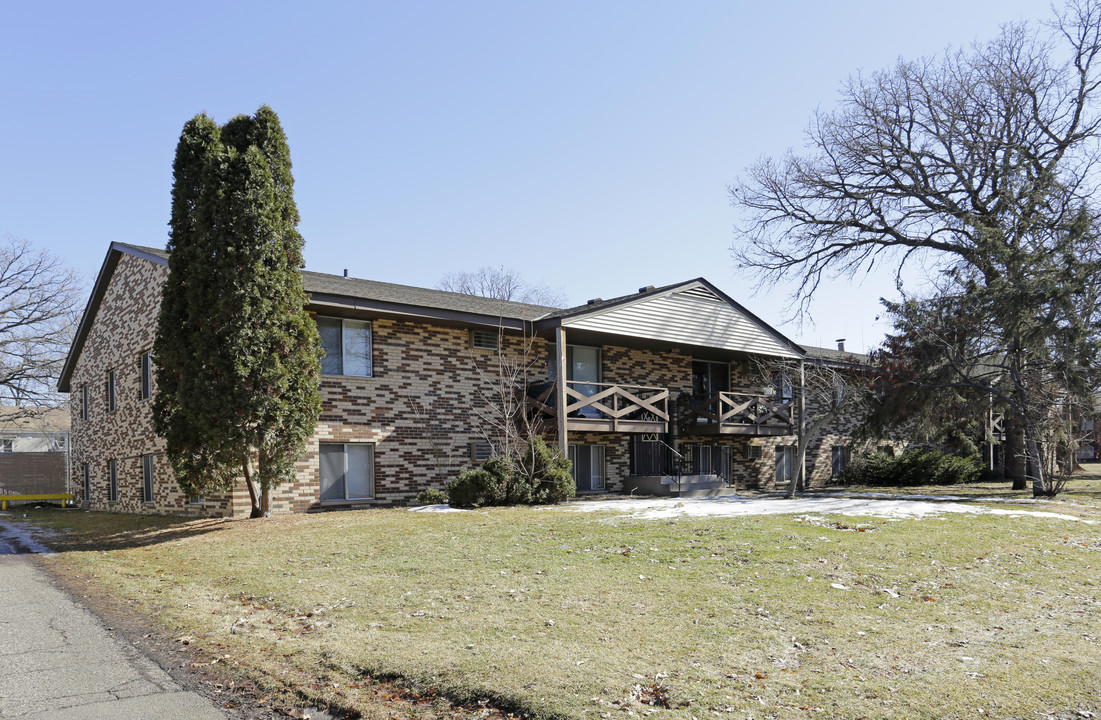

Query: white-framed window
left=108, top=459, right=118, bottom=503
left=569, top=444, right=605, bottom=492
left=83, top=462, right=91, bottom=502
left=775, top=446, right=796, bottom=485
left=318, top=317, right=372, bottom=377
left=106, top=369, right=117, bottom=413
left=0, top=438, right=13, bottom=453
left=320, top=442, right=375, bottom=501
left=831, top=446, right=851, bottom=477
left=80, top=385, right=89, bottom=421
left=140, top=350, right=153, bottom=400
left=471, top=329, right=500, bottom=351
left=142, top=454, right=154, bottom=503
left=187, top=495, right=205, bottom=506
left=746, top=445, right=763, bottom=460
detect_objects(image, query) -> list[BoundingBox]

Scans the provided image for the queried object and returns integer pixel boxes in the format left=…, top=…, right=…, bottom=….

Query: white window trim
left=569, top=444, right=606, bottom=492
left=318, top=316, right=373, bottom=378
left=319, top=442, right=375, bottom=502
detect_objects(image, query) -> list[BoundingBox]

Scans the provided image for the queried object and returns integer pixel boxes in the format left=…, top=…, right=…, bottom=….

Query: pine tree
left=153, top=106, right=322, bottom=517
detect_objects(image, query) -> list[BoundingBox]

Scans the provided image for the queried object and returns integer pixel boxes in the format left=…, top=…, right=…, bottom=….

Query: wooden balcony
left=991, top=413, right=1006, bottom=442
left=526, top=380, right=669, bottom=433
left=679, top=391, right=794, bottom=436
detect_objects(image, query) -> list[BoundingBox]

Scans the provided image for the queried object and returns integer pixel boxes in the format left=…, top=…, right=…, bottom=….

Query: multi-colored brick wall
left=70, top=253, right=559, bottom=516
left=69, top=251, right=883, bottom=515
left=68, top=254, right=231, bottom=516
left=298, top=324, right=550, bottom=511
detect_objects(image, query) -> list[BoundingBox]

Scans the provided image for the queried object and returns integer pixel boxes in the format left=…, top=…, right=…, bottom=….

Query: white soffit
left=562, top=284, right=800, bottom=358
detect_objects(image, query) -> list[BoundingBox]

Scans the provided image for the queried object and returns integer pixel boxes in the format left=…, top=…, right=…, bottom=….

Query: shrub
left=840, top=448, right=981, bottom=487
left=415, top=488, right=449, bottom=505
left=446, top=457, right=511, bottom=508
left=510, top=437, right=575, bottom=505
left=445, top=439, right=575, bottom=508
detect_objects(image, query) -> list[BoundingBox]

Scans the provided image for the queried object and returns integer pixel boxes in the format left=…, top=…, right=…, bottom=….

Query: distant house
left=0, top=407, right=70, bottom=496
left=58, top=242, right=888, bottom=517
left=0, top=407, right=69, bottom=453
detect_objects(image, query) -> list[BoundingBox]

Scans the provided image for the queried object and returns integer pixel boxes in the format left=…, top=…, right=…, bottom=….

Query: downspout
left=556, top=326, right=568, bottom=458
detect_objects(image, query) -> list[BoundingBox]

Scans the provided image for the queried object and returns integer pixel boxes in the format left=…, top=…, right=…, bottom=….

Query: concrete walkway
left=0, top=552, right=229, bottom=719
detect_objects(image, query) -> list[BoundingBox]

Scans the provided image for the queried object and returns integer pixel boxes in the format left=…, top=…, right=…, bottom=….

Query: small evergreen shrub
left=509, top=437, right=575, bottom=505
left=415, top=488, right=449, bottom=505
left=445, top=439, right=575, bottom=508
left=841, top=449, right=981, bottom=487
left=446, top=457, right=511, bottom=508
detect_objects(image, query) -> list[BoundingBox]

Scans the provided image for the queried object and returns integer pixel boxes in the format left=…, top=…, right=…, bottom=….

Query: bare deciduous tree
left=439, top=266, right=566, bottom=307
left=756, top=356, right=871, bottom=498
left=1, top=235, right=80, bottom=412
left=730, top=1, right=1101, bottom=496
left=468, top=328, right=547, bottom=470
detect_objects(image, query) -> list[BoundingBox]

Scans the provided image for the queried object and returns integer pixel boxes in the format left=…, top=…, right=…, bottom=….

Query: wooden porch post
left=556, top=326, right=568, bottom=457
left=798, top=359, right=806, bottom=491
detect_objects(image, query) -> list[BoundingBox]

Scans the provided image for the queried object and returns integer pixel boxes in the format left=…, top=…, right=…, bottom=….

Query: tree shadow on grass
left=4, top=506, right=235, bottom=552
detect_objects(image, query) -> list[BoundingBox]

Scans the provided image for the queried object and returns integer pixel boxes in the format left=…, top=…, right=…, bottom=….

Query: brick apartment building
left=59, top=242, right=877, bottom=516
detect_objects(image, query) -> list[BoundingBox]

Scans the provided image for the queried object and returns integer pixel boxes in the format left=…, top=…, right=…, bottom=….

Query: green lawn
left=12, top=476, right=1101, bottom=720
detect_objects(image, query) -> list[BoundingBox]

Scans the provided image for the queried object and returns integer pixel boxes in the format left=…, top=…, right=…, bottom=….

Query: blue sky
left=1, top=1, right=1051, bottom=351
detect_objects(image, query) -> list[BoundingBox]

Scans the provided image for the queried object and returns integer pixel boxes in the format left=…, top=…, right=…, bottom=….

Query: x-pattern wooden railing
left=526, top=380, right=669, bottom=424
left=680, top=391, right=793, bottom=431
left=992, top=413, right=1006, bottom=439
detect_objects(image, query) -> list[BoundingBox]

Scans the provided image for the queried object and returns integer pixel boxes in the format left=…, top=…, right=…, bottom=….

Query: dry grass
left=820, top=462, right=1101, bottom=507
left=13, top=476, right=1101, bottom=720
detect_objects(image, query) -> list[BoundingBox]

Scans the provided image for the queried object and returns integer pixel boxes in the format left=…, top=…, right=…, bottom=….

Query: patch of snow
left=407, top=504, right=466, bottom=513
left=560, top=495, right=1097, bottom=524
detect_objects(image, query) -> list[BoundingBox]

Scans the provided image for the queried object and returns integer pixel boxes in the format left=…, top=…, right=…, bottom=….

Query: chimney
left=836, top=338, right=846, bottom=352
left=343, top=269, right=349, bottom=278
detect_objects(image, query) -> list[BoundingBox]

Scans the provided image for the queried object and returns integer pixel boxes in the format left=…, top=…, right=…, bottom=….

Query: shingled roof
left=60, top=242, right=857, bottom=391
left=123, top=244, right=556, bottom=321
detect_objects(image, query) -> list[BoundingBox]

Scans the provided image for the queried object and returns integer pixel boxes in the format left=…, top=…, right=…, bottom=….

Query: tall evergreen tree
left=154, top=106, right=322, bottom=517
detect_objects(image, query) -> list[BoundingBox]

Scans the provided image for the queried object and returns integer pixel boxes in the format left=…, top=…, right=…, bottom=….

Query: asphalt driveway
left=0, top=519, right=229, bottom=719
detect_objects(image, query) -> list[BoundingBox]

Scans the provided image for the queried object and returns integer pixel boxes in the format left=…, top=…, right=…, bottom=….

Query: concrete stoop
left=622, top=475, right=737, bottom=498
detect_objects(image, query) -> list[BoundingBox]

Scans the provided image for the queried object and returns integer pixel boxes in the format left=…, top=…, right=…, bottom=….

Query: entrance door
left=692, top=360, right=730, bottom=396
left=569, top=445, right=605, bottom=492
left=775, top=446, right=796, bottom=486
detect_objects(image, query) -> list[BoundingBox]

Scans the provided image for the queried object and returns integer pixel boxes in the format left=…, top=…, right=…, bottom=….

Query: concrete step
left=622, top=475, right=736, bottom=498
left=676, top=486, right=739, bottom=498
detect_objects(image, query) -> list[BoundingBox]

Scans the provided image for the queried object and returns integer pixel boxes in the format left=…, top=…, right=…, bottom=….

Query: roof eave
left=533, top=278, right=805, bottom=358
